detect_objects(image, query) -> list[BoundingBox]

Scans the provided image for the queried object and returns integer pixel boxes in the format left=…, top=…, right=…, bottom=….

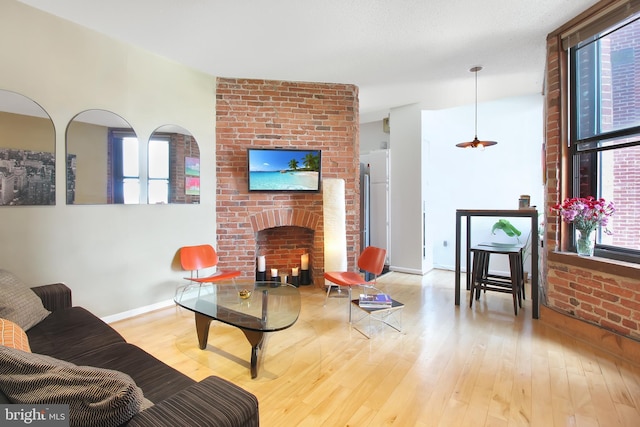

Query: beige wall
left=0, top=112, right=54, bottom=152
left=0, top=0, right=217, bottom=318
left=66, top=121, right=108, bottom=204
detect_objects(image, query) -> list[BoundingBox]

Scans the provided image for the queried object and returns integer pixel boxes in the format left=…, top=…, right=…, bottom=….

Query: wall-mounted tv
left=248, top=148, right=321, bottom=192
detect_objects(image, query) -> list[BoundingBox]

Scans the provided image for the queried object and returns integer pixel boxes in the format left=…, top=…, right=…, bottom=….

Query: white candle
left=301, top=253, right=309, bottom=270
left=271, top=268, right=278, bottom=277
left=292, top=267, right=299, bottom=276
left=257, top=256, right=266, bottom=272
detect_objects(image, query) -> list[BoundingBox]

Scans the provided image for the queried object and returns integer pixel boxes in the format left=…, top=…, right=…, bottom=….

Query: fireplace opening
left=256, top=226, right=314, bottom=283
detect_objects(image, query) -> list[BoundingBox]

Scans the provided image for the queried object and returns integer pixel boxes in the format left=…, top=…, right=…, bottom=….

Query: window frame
left=568, top=14, right=640, bottom=264
left=109, top=129, right=131, bottom=204
left=147, top=136, right=170, bottom=204
left=109, top=130, right=171, bottom=205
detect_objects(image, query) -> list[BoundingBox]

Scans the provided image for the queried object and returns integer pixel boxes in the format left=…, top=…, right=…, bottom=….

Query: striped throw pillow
left=0, top=318, right=30, bottom=352
left=0, top=269, right=50, bottom=331
left=0, top=346, right=145, bottom=426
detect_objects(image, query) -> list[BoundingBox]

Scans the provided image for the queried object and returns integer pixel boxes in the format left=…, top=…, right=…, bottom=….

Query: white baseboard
left=388, top=266, right=428, bottom=275
left=101, top=299, right=175, bottom=324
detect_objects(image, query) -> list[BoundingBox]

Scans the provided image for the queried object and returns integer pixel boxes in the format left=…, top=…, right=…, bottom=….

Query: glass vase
left=575, top=228, right=595, bottom=256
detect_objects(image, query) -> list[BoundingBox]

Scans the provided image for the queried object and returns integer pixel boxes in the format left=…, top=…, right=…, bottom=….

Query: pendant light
left=456, top=66, right=497, bottom=149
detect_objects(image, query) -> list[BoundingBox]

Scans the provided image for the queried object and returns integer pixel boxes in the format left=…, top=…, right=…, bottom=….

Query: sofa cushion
left=27, top=307, right=125, bottom=360
left=127, top=376, right=259, bottom=427
left=0, top=269, right=50, bottom=331
left=0, top=346, right=144, bottom=427
left=65, top=342, right=196, bottom=404
left=0, top=318, right=30, bottom=352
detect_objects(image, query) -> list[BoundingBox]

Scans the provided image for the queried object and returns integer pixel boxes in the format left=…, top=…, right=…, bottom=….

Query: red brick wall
left=545, top=13, right=640, bottom=342
left=613, top=146, right=640, bottom=249
left=170, top=133, right=200, bottom=204
left=545, top=34, right=563, bottom=254
left=547, top=260, right=640, bottom=340
left=215, top=78, right=360, bottom=286
left=257, top=226, right=313, bottom=279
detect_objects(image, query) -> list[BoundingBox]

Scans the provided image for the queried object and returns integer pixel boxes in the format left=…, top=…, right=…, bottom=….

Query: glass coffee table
left=174, top=281, right=301, bottom=378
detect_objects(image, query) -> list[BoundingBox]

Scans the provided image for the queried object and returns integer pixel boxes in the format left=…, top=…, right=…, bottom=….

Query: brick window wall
left=215, top=78, right=359, bottom=285
left=545, top=5, right=640, bottom=342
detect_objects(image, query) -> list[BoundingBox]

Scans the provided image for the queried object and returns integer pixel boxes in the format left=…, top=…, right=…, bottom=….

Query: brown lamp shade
left=455, top=137, right=498, bottom=149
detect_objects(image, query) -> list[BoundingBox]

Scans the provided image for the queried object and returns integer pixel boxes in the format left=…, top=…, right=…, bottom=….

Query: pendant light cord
left=455, top=65, right=497, bottom=148
left=471, top=66, right=482, bottom=139
left=474, top=68, right=478, bottom=138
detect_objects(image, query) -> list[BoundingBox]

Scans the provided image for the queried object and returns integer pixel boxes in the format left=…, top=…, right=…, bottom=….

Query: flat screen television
left=247, top=148, right=321, bottom=192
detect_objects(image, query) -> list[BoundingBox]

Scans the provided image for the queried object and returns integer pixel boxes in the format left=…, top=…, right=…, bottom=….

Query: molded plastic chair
left=323, top=246, right=387, bottom=320
left=180, top=244, right=241, bottom=285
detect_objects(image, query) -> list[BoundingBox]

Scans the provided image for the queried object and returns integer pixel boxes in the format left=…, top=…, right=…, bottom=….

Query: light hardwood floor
left=111, top=270, right=640, bottom=426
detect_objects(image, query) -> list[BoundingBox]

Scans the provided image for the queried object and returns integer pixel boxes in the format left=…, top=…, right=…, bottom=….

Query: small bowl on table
left=238, top=289, right=252, bottom=299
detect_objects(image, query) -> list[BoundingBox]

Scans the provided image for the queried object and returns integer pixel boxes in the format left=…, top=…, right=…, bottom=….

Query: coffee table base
left=195, top=313, right=265, bottom=379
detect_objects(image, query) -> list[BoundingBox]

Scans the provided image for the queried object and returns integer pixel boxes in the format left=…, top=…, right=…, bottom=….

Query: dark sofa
left=2, top=283, right=259, bottom=426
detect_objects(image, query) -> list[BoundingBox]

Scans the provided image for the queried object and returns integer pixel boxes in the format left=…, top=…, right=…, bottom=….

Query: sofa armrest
left=30, top=283, right=72, bottom=312
left=126, top=376, right=259, bottom=427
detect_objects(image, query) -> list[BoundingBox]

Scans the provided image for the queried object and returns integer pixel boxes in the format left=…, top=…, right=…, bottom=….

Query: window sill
left=549, top=251, right=640, bottom=280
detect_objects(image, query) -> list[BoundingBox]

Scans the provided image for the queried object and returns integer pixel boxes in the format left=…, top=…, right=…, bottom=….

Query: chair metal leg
left=325, top=284, right=369, bottom=322
left=324, top=282, right=333, bottom=306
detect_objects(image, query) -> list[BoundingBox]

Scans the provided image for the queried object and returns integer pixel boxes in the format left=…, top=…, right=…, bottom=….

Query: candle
left=301, top=253, right=309, bottom=270
left=257, top=256, right=266, bottom=272
left=292, top=267, right=299, bottom=276
left=271, top=268, right=278, bottom=277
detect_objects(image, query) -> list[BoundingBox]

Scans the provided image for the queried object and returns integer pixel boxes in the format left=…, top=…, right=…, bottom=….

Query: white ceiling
left=18, top=0, right=598, bottom=123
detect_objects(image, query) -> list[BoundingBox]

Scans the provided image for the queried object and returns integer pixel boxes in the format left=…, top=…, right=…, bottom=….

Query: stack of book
left=359, top=293, right=392, bottom=308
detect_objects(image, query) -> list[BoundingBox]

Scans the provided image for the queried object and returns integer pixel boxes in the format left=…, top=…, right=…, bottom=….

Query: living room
left=1, top=0, right=640, bottom=425
left=0, top=0, right=548, bottom=320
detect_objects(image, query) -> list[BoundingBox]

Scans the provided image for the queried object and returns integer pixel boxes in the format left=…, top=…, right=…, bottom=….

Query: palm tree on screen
left=303, top=153, right=320, bottom=171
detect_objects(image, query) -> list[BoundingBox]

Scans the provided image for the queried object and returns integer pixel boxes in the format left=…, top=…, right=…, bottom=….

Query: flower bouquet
left=550, top=196, right=614, bottom=256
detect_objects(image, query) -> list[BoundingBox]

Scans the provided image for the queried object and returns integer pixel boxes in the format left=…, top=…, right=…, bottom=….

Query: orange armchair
left=323, top=246, right=387, bottom=319
left=180, top=244, right=241, bottom=284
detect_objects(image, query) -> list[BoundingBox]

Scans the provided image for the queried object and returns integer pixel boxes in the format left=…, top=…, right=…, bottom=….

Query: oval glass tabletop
left=174, top=282, right=301, bottom=332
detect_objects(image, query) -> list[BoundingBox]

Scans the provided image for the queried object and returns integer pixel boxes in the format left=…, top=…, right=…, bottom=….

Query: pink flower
left=550, top=196, right=615, bottom=234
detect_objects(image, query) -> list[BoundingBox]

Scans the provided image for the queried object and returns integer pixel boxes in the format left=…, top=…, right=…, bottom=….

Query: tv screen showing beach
left=248, top=148, right=321, bottom=192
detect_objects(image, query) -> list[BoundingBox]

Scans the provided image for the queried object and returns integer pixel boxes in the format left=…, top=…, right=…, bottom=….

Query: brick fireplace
left=215, top=78, right=360, bottom=286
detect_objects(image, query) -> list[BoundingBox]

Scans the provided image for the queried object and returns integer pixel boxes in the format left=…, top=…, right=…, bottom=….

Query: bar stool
left=469, top=243, right=525, bottom=315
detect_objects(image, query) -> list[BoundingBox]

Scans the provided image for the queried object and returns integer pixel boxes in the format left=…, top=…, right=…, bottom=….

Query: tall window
left=570, top=12, right=640, bottom=262
left=148, top=138, right=169, bottom=204
left=121, top=137, right=140, bottom=204
left=112, top=133, right=169, bottom=204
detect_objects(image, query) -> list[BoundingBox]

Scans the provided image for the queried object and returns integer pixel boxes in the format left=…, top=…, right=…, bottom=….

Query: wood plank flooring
left=110, top=270, right=640, bottom=426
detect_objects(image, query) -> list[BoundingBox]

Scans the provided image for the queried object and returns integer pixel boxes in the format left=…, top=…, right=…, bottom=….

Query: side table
left=349, top=298, right=404, bottom=339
